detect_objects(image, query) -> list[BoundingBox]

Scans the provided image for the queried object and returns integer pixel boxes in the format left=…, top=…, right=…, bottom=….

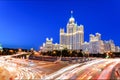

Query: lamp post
left=40, top=46, right=43, bottom=56
left=60, top=45, right=63, bottom=57
left=40, top=46, right=43, bottom=51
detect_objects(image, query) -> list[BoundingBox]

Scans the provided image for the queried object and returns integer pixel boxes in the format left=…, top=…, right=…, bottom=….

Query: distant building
left=115, top=46, right=120, bottom=52
left=81, top=33, right=104, bottom=54
left=89, top=33, right=104, bottom=54
left=41, top=11, right=119, bottom=54
left=53, top=43, right=60, bottom=50
left=41, top=38, right=60, bottom=52
left=89, top=40, right=104, bottom=54
left=42, top=38, right=53, bottom=52
left=103, top=40, right=115, bottom=52
left=81, top=41, right=90, bottom=52
left=89, top=33, right=101, bottom=42
left=60, top=11, right=84, bottom=50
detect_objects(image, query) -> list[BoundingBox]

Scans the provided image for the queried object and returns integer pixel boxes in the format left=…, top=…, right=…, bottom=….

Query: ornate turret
left=96, top=33, right=101, bottom=40
left=60, top=28, right=64, bottom=34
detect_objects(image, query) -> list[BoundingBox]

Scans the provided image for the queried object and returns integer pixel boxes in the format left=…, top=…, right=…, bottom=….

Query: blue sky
left=0, top=0, right=120, bottom=50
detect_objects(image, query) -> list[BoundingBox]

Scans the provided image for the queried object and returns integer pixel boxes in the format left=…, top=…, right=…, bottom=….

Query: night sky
left=0, top=0, right=120, bottom=50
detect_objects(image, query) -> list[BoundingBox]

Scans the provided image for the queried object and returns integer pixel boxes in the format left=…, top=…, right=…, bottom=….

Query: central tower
left=60, top=11, right=84, bottom=50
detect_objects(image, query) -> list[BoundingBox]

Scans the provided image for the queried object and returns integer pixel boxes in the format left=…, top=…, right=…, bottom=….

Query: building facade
left=41, top=38, right=53, bottom=52
left=41, top=11, right=120, bottom=54
left=60, top=11, right=84, bottom=50
left=115, top=46, right=120, bottom=52
left=81, top=33, right=104, bottom=54
left=89, top=33, right=104, bottom=54
left=81, top=41, right=90, bottom=52
left=104, top=40, right=116, bottom=52
left=41, top=38, right=60, bottom=52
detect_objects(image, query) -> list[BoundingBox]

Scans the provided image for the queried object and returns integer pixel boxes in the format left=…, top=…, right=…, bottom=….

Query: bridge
left=11, top=52, right=31, bottom=59
left=10, top=52, right=95, bottom=63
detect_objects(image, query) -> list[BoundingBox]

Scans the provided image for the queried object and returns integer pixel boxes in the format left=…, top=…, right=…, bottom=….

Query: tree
left=77, top=49, right=83, bottom=57
left=61, top=48, right=69, bottom=57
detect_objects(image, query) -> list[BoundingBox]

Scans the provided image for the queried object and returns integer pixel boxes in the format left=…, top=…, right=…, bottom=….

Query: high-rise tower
left=60, top=11, right=84, bottom=50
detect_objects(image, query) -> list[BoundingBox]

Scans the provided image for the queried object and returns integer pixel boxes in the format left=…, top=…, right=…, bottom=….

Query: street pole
left=61, top=49, right=62, bottom=57
left=58, top=45, right=62, bottom=61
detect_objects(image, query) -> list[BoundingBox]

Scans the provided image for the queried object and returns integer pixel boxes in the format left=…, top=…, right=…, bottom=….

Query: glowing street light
left=40, top=46, right=43, bottom=50
left=60, top=45, right=63, bottom=57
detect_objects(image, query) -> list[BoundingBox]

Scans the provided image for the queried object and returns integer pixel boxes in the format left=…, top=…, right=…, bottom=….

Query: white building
left=115, top=46, right=120, bottom=52
left=81, top=41, right=90, bottom=52
left=103, top=40, right=115, bottom=52
left=53, top=43, right=60, bottom=50
left=41, top=11, right=119, bottom=54
left=41, top=38, right=53, bottom=52
left=88, top=33, right=104, bottom=54
left=41, top=38, right=60, bottom=52
left=60, top=11, right=84, bottom=50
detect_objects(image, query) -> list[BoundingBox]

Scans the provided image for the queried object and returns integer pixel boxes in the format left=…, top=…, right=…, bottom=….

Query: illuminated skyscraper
left=60, top=11, right=84, bottom=50
left=41, top=11, right=119, bottom=53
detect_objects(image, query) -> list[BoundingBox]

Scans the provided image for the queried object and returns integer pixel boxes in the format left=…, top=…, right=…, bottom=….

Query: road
left=0, top=56, right=120, bottom=80
left=0, top=56, right=69, bottom=80
left=53, top=59, right=120, bottom=80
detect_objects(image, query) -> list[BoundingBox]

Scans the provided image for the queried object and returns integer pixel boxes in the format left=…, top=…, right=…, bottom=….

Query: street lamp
left=40, top=46, right=43, bottom=50
left=60, top=45, right=63, bottom=57
left=40, top=46, right=43, bottom=53
left=53, top=51, right=56, bottom=56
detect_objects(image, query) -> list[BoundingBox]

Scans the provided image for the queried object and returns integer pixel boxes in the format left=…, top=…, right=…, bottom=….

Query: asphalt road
left=0, top=56, right=120, bottom=80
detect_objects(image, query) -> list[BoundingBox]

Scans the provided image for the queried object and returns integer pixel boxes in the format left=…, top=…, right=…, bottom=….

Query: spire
left=71, top=10, right=73, bottom=17
left=69, top=10, right=75, bottom=23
